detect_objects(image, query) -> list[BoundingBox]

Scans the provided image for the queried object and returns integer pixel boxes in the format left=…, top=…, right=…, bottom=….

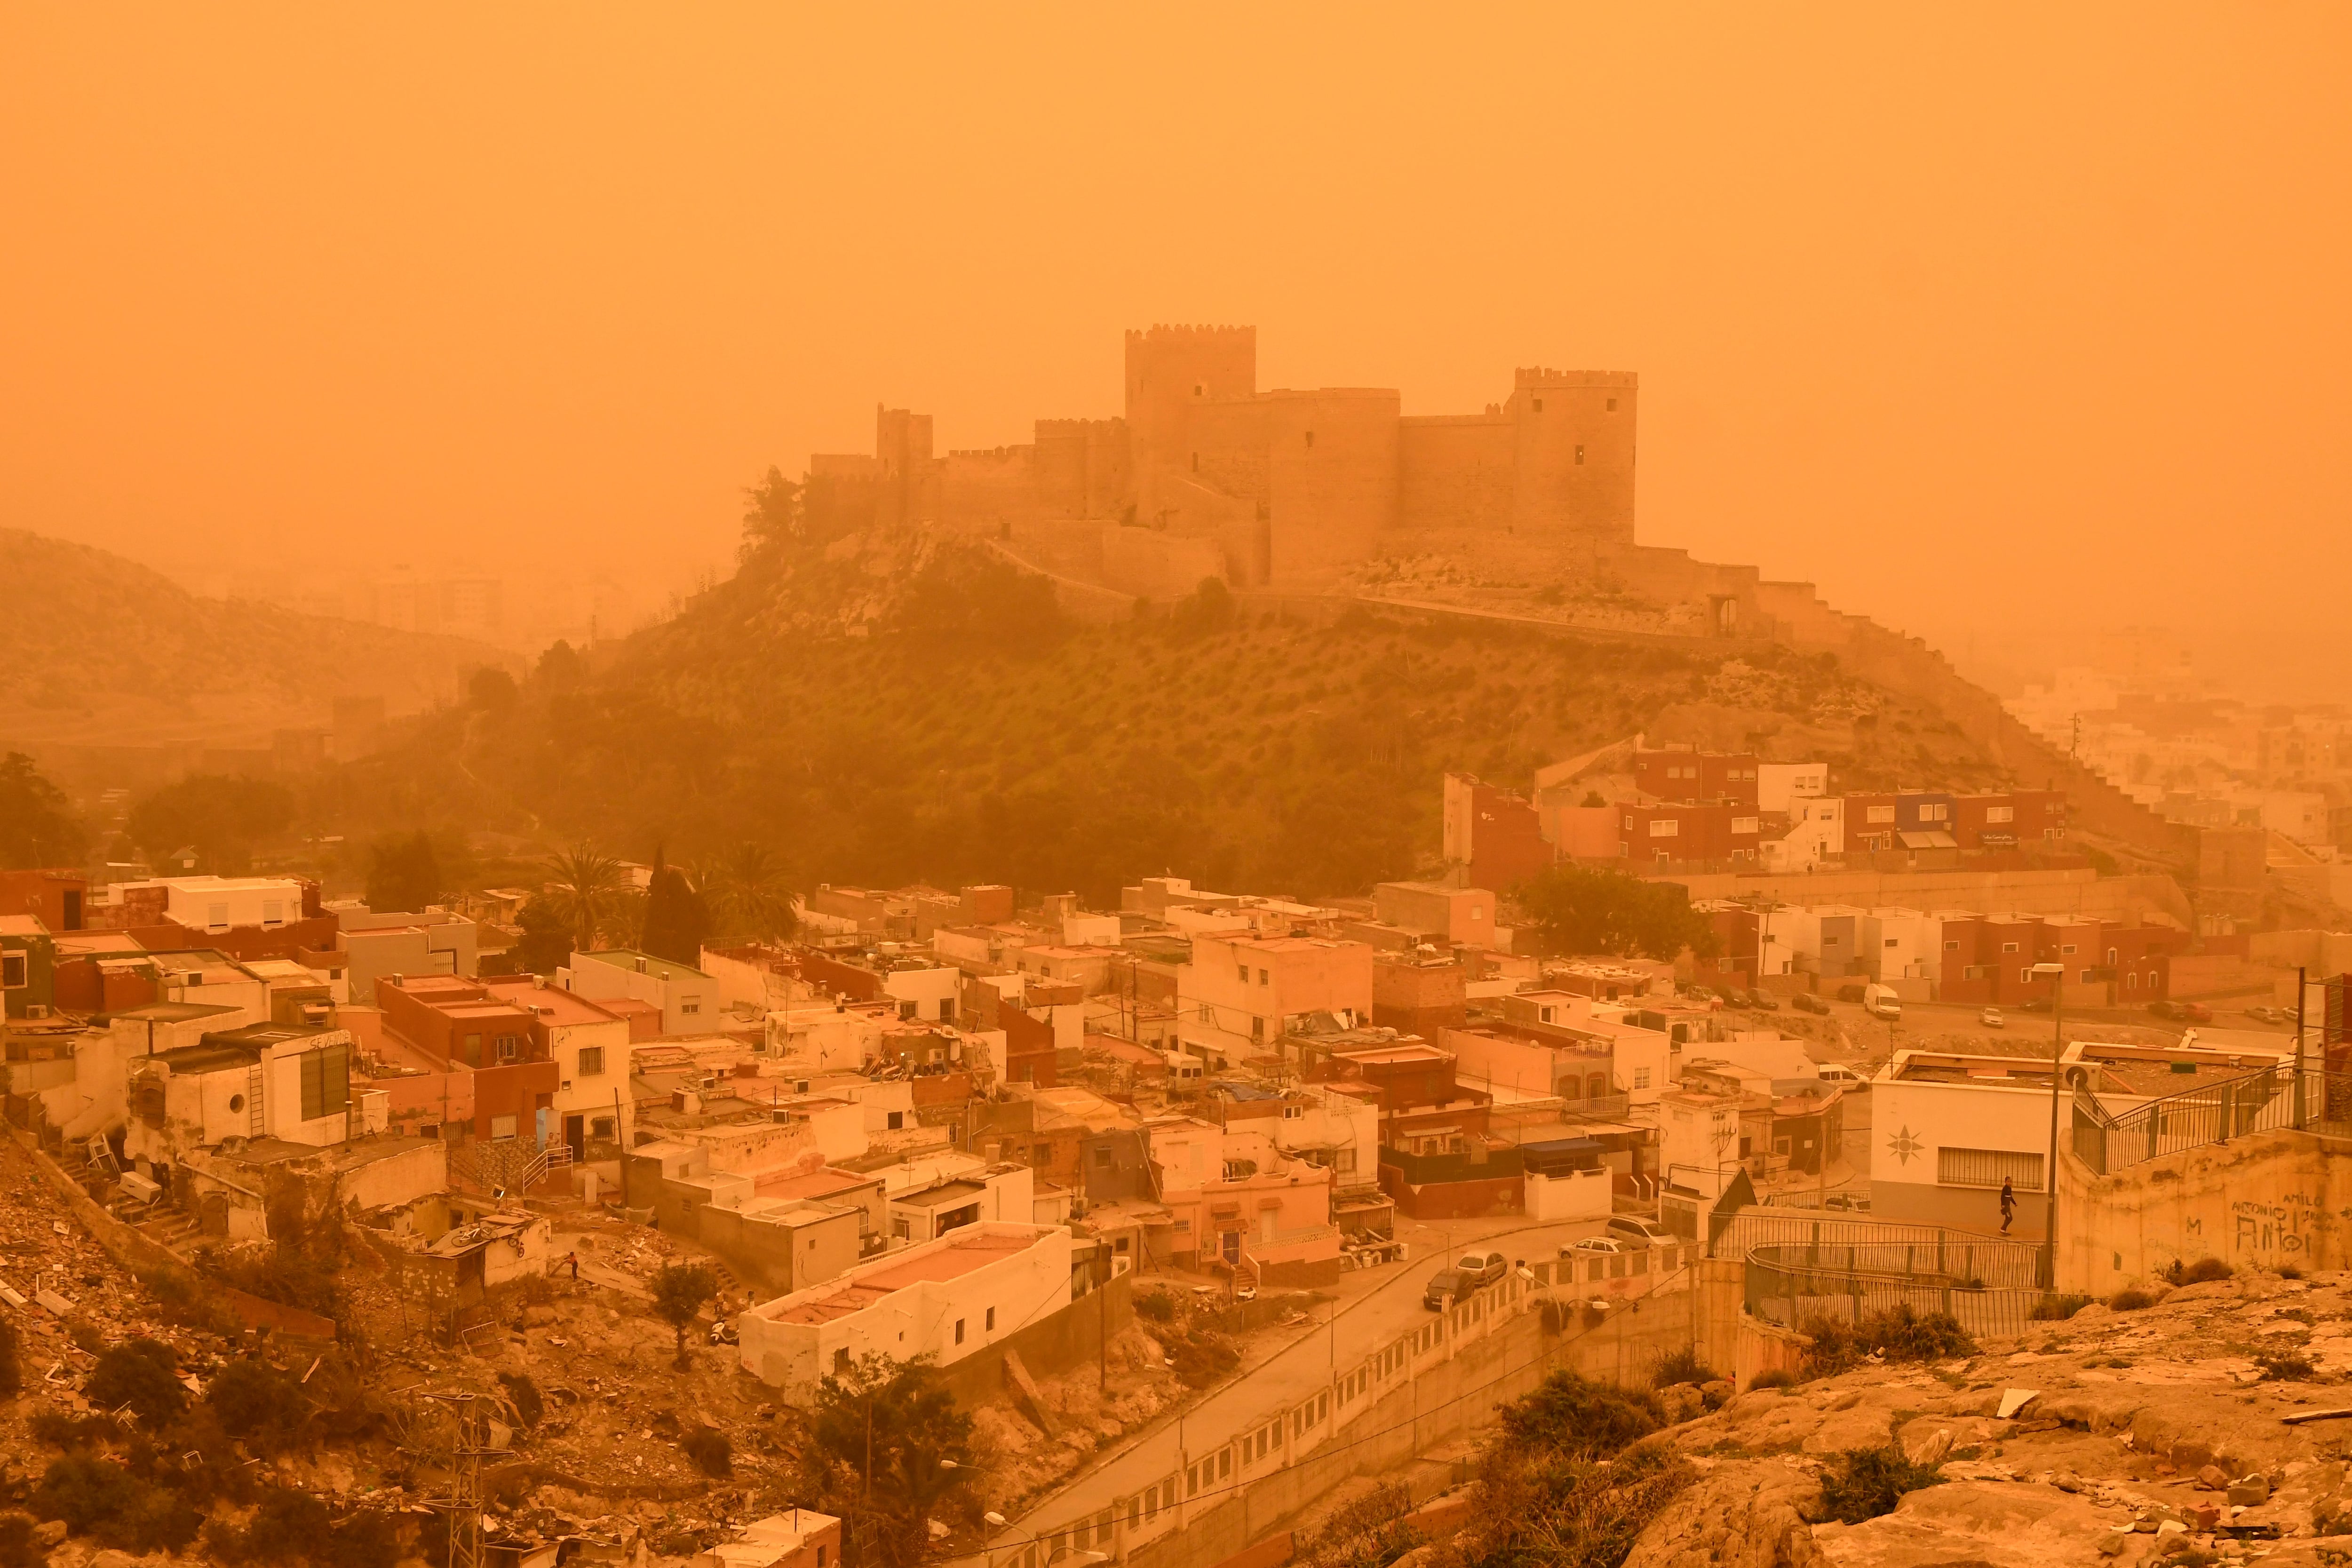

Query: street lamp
left=2029, top=960, right=2066, bottom=1286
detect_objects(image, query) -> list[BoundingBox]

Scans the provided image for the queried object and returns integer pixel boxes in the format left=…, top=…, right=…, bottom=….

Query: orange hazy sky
left=4, top=6, right=2347, bottom=692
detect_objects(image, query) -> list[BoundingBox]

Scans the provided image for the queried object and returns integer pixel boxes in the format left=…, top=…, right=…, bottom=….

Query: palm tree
left=701, top=841, right=799, bottom=945
left=538, top=844, right=630, bottom=953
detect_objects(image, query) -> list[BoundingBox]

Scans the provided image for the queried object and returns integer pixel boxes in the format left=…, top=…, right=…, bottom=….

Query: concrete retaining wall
left=2056, top=1126, right=2352, bottom=1292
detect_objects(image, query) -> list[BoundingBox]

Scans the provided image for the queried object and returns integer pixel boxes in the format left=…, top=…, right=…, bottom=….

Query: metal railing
left=1745, top=1245, right=2056, bottom=1341
left=1711, top=1207, right=2042, bottom=1281
left=2071, top=1066, right=2352, bottom=1177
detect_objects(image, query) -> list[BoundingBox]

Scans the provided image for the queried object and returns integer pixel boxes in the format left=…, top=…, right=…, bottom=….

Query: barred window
left=1937, top=1146, right=2043, bottom=1191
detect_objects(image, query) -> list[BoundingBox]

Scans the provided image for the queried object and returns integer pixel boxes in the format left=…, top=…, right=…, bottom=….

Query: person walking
left=1998, top=1177, right=2016, bottom=1235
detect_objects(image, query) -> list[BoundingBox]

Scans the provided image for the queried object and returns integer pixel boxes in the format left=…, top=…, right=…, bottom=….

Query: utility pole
left=2029, top=961, right=2066, bottom=1289
left=2296, top=967, right=2309, bottom=1129
left=419, top=1392, right=493, bottom=1568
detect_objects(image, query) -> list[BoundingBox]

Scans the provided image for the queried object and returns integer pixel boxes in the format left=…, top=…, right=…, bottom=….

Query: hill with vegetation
left=0, top=527, right=508, bottom=750
left=326, top=516, right=2016, bottom=904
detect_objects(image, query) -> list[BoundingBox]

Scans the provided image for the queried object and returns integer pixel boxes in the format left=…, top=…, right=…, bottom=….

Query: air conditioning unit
left=25, top=1003, right=50, bottom=1020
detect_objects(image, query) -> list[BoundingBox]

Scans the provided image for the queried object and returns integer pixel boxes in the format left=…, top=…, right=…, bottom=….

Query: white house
left=564, top=948, right=717, bottom=1035
left=737, top=1223, right=1073, bottom=1393
left=1757, top=763, right=1831, bottom=814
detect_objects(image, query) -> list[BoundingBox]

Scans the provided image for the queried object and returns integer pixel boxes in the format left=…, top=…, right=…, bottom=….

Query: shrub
left=2282, top=1266, right=2306, bottom=1281
left=0, top=1316, right=19, bottom=1397
left=1749, top=1369, right=1797, bottom=1392
left=1819, top=1444, right=1944, bottom=1524
left=2031, top=1294, right=2091, bottom=1321
left=31, top=1452, right=201, bottom=1553
left=206, top=1359, right=309, bottom=1452
left=497, top=1371, right=544, bottom=1429
left=1298, top=1480, right=1417, bottom=1568
left=0, top=1513, right=40, bottom=1568
left=1650, top=1346, right=1718, bottom=1389
left=1802, top=1305, right=1977, bottom=1375
left=2259, top=1352, right=2318, bottom=1382
left=1497, top=1371, right=1665, bottom=1460
left=1167, top=1323, right=1241, bottom=1388
left=2165, top=1258, right=2234, bottom=1286
left=29, top=1410, right=113, bottom=1449
left=207, top=1487, right=399, bottom=1568
left=1134, top=1290, right=1176, bottom=1323
left=2109, top=1289, right=2156, bottom=1312
left=85, top=1337, right=185, bottom=1427
left=1458, top=1433, right=1692, bottom=1568
left=681, top=1427, right=733, bottom=1478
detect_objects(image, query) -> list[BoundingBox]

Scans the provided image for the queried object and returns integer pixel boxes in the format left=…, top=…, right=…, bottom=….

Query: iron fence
left=1711, top=1207, right=2041, bottom=1283
left=2071, top=1066, right=2352, bottom=1177
left=1744, top=1245, right=2056, bottom=1342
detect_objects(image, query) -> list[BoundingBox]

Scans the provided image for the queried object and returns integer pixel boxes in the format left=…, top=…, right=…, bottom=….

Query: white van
left=1862, top=984, right=1902, bottom=1021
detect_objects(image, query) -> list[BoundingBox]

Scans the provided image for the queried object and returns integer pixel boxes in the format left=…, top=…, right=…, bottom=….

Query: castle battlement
left=820, top=326, right=1636, bottom=595
left=1512, top=368, right=1639, bottom=388
left=1125, top=323, right=1257, bottom=347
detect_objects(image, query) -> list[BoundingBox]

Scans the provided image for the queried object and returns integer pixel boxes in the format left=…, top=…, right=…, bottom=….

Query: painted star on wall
left=1887, top=1126, right=1925, bottom=1166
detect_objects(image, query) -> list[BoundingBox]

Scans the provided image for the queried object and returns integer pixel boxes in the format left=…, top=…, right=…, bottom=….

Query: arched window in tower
left=1607, top=397, right=1618, bottom=412
left=1304, top=431, right=1315, bottom=448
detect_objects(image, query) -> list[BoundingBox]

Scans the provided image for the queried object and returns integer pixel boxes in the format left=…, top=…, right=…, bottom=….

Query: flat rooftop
left=770, top=1228, right=1041, bottom=1324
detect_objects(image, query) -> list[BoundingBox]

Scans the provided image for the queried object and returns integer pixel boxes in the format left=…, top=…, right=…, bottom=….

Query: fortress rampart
left=807, top=326, right=1637, bottom=592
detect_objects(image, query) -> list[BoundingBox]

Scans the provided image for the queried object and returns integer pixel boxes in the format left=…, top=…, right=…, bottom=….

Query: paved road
left=986, top=1210, right=1616, bottom=1551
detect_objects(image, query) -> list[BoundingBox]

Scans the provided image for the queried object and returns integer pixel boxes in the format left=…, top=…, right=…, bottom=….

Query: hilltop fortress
left=811, top=324, right=1650, bottom=605
left=798, top=325, right=2208, bottom=875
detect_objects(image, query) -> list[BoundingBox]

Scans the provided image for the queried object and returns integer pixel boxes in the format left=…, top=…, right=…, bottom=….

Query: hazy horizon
left=5, top=6, right=2348, bottom=699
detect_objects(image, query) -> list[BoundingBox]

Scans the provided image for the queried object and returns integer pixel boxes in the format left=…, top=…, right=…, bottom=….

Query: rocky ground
left=1302, top=1265, right=2352, bottom=1568
left=0, top=1130, right=1291, bottom=1566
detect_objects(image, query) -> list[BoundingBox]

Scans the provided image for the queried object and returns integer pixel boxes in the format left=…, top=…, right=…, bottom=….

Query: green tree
left=1515, top=863, right=1720, bottom=961
left=467, top=666, right=519, bottom=711
left=510, top=898, right=572, bottom=973
left=650, top=1262, right=717, bottom=1370
left=538, top=844, right=629, bottom=952
left=702, top=841, right=798, bottom=944
left=126, top=774, right=294, bottom=873
left=742, top=465, right=803, bottom=552
left=0, top=752, right=90, bottom=870
left=800, top=1353, right=975, bottom=1568
left=363, top=830, right=442, bottom=914
left=639, top=851, right=708, bottom=964
left=536, top=639, right=585, bottom=690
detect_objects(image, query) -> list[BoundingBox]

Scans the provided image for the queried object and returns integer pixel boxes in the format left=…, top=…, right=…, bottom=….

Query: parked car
left=1979, top=1007, right=2005, bottom=1028
left=1455, top=1250, right=1510, bottom=1288
left=1604, top=1216, right=1670, bottom=1248
left=2247, top=1005, right=2285, bottom=1025
left=1836, top=983, right=1867, bottom=1003
left=1823, top=1192, right=1873, bottom=1213
left=1563, top=1235, right=1627, bottom=1257
left=1423, top=1269, right=1467, bottom=1310
left=2181, top=1001, right=2214, bottom=1024
left=1747, top=990, right=1781, bottom=1011
left=2148, top=1000, right=2183, bottom=1020
left=1862, top=984, right=1903, bottom=1021
left=1816, top=1063, right=1868, bottom=1087
left=1792, top=993, right=1830, bottom=1015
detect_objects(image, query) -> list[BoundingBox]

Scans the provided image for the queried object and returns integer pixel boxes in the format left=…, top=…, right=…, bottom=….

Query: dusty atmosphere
left=3, top=8, right=2352, bottom=1568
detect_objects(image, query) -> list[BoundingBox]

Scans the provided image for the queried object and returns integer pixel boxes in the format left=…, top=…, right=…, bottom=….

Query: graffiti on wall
left=2232, top=1192, right=2323, bottom=1258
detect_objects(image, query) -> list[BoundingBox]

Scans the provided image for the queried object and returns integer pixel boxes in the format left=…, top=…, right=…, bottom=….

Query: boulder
left=1622, top=1457, right=1823, bottom=1568
left=1658, top=1383, right=1707, bottom=1425
left=1812, top=1481, right=2121, bottom=1568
